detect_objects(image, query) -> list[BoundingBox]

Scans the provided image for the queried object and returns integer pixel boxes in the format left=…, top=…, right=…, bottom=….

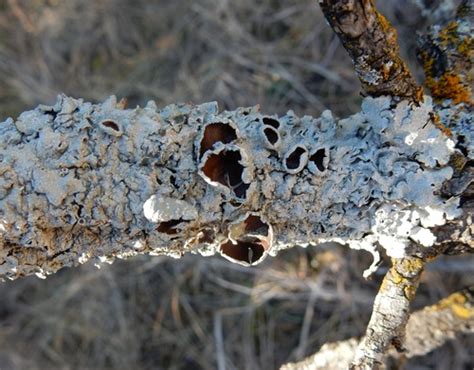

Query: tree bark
left=0, top=0, right=473, bottom=369
left=351, top=256, right=425, bottom=369
left=319, top=0, right=423, bottom=103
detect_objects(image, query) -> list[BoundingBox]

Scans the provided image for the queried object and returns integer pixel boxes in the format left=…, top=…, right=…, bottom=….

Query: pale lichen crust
left=0, top=94, right=468, bottom=280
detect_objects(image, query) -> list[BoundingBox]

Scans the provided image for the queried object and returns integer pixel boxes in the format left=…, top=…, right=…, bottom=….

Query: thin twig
left=351, top=256, right=425, bottom=369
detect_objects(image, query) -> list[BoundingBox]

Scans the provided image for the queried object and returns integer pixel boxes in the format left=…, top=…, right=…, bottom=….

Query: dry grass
left=0, top=0, right=472, bottom=369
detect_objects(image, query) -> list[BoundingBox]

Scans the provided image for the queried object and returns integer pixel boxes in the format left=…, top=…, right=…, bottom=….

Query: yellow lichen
left=398, top=257, right=424, bottom=274
left=385, top=258, right=425, bottom=300
left=418, top=50, right=433, bottom=74
left=450, top=151, right=467, bottom=173
left=377, top=10, right=396, bottom=44
left=457, top=37, right=473, bottom=56
left=404, top=285, right=418, bottom=301
left=390, top=268, right=405, bottom=285
left=433, top=292, right=474, bottom=319
left=438, top=21, right=459, bottom=47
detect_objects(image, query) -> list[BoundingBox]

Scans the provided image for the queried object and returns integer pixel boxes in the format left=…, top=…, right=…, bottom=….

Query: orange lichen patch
left=438, top=21, right=461, bottom=47
left=199, top=122, right=237, bottom=157
left=418, top=15, right=473, bottom=105
left=438, top=22, right=455, bottom=44
left=430, top=112, right=452, bottom=138
left=457, top=37, right=472, bottom=55
left=425, top=73, right=472, bottom=105
left=418, top=50, right=434, bottom=75
left=376, top=9, right=397, bottom=46
left=431, top=291, right=474, bottom=319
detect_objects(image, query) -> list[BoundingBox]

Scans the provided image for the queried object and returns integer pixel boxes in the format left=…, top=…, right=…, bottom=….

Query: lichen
left=0, top=93, right=471, bottom=280
left=143, top=195, right=198, bottom=223
left=219, top=212, right=273, bottom=266
left=425, top=73, right=472, bottom=105
left=418, top=11, right=473, bottom=105
left=431, top=291, right=474, bottom=319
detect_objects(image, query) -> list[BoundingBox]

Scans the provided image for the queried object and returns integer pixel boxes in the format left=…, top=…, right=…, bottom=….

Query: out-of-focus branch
left=280, top=285, right=474, bottom=370
left=351, top=256, right=425, bottom=369
left=418, top=0, right=473, bottom=105
left=319, top=0, right=423, bottom=103
left=402, top=285, right=474, bottom=357
left=281, top=338, right=358, bottom=370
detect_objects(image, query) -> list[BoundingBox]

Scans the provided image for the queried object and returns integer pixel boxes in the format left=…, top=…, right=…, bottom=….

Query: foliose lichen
left=0, top=93, right=471, bottom=280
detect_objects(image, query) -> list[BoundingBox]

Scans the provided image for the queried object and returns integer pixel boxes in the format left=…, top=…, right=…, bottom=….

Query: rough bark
left=351, top=256, right=425, bottom=369
left=281, top=285, right=474, bottom=370
left=319, top=0, right=423, bottom=103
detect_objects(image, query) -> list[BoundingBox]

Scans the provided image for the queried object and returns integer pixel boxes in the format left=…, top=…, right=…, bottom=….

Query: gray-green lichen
left=0, top=94, right=470, bottom=280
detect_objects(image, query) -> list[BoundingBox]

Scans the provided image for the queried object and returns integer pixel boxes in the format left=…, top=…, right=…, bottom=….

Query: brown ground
left=0, top=1, right=473, bottom=369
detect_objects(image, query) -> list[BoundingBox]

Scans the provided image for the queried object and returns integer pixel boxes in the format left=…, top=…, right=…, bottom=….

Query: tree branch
left=351, top=256, right=425, bottom=369
left=280, top=285, right=474, bottom=370
left=0, top=93, right=470, bottom=281
left=319, top=0, right=423, bottom=103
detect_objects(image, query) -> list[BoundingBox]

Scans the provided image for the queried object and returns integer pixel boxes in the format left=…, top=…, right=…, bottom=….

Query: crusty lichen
left=430, top=289, right=474, bottom=320
left=0, top=93, right=471, bottom=280
left=425, top=73, right=472, bottom=105
left=418, top=3, right=473, bottom=105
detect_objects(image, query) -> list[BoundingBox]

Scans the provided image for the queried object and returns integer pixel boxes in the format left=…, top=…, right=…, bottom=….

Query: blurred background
left=0, top=0, right=473, bottom=369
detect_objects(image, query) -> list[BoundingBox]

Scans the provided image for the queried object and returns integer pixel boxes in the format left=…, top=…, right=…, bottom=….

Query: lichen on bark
left=0, top=92, right=470, bottom=281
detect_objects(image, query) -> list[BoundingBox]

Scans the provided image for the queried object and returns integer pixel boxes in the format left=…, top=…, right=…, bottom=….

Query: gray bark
left=351, top=256, right=425, bottom=369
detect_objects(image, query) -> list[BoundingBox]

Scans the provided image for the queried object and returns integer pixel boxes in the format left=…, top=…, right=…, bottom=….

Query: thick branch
left=319, top=0, right=423, bottom=102
left=0, top=94, right=471, bottom=281
left=281, top=285, right=474, bottom=370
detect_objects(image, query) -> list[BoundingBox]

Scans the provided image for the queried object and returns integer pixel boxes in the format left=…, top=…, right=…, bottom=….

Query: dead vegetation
left=0, top=0, right=472, bottom=369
